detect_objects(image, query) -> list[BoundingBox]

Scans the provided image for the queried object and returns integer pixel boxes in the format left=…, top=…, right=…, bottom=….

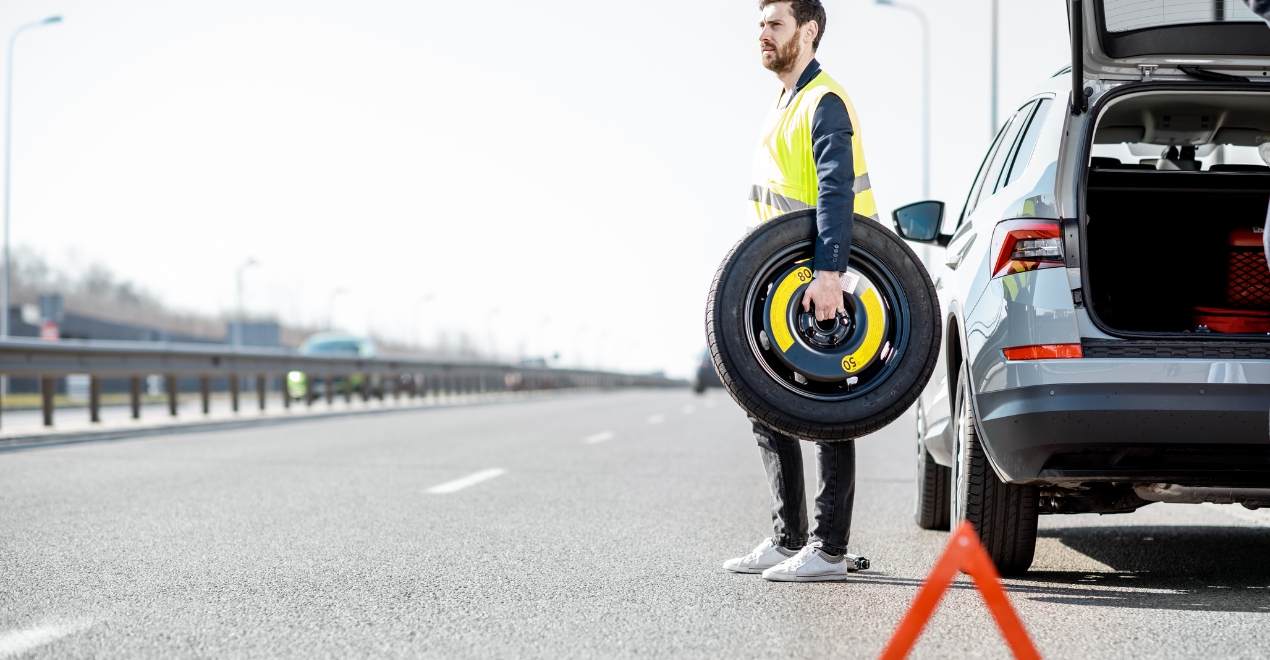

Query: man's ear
left=804, top=20, right=819, bottom=46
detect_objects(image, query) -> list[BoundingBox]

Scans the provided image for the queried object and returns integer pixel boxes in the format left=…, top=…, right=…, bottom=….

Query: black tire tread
left=916, top=446, right=951, bottom=530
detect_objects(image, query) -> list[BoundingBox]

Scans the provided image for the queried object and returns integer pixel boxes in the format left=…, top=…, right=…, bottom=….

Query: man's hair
left=759, top=0, right=827, bottom=50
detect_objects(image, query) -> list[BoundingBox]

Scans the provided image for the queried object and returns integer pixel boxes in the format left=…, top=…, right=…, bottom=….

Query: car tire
left=950, top=362, right=1038, bottom=575
left=915, top=402, right=951, bottom=530
left=706, top=210, right=941, bottom=441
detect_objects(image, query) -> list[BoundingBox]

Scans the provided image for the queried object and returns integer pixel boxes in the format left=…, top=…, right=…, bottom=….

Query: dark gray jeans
left=751, top=419, right=856, bottom=556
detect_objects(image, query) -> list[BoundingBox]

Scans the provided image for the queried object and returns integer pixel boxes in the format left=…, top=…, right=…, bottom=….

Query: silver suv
left=892, top=0, right=1270, bottom=574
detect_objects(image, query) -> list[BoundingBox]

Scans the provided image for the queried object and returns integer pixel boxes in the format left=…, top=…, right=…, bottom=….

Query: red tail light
left=991, top=219, right=1063, bottom=278
left=1002, top=344, right=1083, bottom=360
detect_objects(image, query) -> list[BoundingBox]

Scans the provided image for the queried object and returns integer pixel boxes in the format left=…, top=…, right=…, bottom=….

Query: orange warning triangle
left=878, top=521, right=1041, bottom=660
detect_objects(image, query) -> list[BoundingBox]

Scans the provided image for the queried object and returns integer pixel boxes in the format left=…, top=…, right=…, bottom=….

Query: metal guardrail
left=0, top=338, right=684, bottom=428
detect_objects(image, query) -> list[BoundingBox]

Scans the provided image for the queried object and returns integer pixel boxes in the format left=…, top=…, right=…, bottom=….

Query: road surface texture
left=2, top=388, right=1268, bottom=659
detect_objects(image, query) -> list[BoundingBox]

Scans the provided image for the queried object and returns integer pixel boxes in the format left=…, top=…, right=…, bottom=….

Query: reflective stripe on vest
left=751, top=71, right=877, bottom=224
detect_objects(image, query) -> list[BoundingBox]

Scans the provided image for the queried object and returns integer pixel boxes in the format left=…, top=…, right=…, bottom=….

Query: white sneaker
left=761, top=544, right=850, bottom=582
left=722, top=538, right=795, bottom=574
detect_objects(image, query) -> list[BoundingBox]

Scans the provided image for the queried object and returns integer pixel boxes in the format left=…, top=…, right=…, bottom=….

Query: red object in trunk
left=1193, top=307, right=1270, bottom=334
left=1190, top=228, right=1270, bottom=334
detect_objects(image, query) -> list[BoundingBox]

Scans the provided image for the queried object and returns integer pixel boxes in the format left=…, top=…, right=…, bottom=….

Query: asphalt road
left=2, top=388, right=1269, bottom=659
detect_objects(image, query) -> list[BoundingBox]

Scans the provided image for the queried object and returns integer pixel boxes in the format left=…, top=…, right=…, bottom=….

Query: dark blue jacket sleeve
left=810, top=93, right=855, bottom=272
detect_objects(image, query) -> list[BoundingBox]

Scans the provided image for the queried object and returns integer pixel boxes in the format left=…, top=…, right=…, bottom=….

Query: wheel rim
left=742, top=240, right=912, bottom=402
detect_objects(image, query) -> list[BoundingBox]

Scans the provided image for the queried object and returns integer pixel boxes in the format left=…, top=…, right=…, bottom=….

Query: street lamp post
left=991, top=0, right=999, bottom=136
left=234, top=258, right=258, bottom=346
left=876, top=0, right=931, bottom=199
left=2, top=15, right=62, bottom=343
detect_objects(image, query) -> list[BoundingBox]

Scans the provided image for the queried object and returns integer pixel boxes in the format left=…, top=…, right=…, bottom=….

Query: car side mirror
left=892, top=201, right=950, bottom=246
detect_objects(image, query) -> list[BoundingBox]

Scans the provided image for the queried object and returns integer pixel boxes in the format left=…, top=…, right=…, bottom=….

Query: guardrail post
left=89, top=376, right=101, bottom=423
left=283, top=375, right=291, bottom=410
left=361, top=375, right=371, bottom=403
left=130, top=376, right=141, bottom=419
left=325, top=374, right=335, bottom=405
left=391, top=374, right=399, bottom=402
left=409, top=373, right=418, bottom=400
left=305, top=376, right=314, bottom=407
left=166, top=374, right=178, bottom=417
left=41, top=376, right=55, bottom=427
left=200, top=377, right=211, bottom=415
left=230, top=375, right=240, bottom=413
left=257, top=375, right=267, bottom=411
left=343, top=376, right=352, bottom=404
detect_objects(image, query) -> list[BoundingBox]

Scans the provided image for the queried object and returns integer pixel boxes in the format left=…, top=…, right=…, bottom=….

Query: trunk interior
left=1087, top=170, right=1270, bottom=335
left=1085, top=89, right=1270, bottom=337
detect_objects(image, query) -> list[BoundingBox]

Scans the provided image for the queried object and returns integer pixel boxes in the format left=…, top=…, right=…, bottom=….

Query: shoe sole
left=723, top=565, right=776, bottom=574
left=761, top=572, right=849, bottom=582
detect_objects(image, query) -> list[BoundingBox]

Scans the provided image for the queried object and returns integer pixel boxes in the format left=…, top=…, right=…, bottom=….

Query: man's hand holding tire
left=802, top=271, right=846, bottom=322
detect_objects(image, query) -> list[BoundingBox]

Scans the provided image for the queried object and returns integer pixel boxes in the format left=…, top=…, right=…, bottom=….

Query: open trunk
left=1084, top=89, right=1270, bottom=337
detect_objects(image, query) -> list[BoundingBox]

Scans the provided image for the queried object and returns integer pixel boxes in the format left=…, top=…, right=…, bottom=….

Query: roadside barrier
left=0, top=338, right=684, bottom=428
left=879, top=521, right=1040, bottom=660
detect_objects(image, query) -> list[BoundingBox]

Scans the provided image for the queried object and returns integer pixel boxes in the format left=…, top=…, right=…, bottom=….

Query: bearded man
left=723, top=0, right=875, bottom=582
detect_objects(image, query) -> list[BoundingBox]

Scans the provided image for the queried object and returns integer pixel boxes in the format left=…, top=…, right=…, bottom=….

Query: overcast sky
left=1, top=0, right=1070, bottom=376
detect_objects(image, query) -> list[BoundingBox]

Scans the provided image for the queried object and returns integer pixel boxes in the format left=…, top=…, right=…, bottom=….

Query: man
left=723, top=0, right=876, bottom=583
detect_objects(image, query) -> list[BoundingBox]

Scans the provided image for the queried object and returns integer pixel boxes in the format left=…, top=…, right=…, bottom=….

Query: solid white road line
left=647, top=414, right=665, bottom=425
left=583, top=431, right=616, bottom=444
left=426, top=468, right=507, bottom=494
left=0, top=622, right=89, bottom=658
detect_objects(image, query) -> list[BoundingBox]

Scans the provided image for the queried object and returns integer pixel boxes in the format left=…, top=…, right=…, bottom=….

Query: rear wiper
left=1178, top=66, right=1251, bottom=83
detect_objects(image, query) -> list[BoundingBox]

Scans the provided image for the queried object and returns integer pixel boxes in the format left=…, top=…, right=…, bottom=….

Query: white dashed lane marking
left=583, top=431, right=616, bottom=444
left=647, top=414, right=665, bottom=425
left=0, top=622, right=90, bottom=658
left=426, top=469, right=507, bottom=494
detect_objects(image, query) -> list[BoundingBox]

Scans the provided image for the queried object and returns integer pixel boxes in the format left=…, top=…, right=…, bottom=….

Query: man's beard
left=761, top=33, right=803, bottom=74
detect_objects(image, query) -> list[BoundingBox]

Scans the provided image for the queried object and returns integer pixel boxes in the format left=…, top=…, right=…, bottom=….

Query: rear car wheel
left=914, top=401, right=951, bottom=530
left=951, top=363, right=1037, bottom=575
left=706, top=211, right=941, bottom=441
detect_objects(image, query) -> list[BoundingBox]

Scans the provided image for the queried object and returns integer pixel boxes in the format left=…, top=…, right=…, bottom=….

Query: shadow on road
left=1019, top=526, right=1270, bottom=613
left=850, top=526, right=1270, bottom=613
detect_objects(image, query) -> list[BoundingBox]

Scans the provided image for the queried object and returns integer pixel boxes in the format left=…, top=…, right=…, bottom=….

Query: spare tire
left=706, top=210, right=940, bottom=441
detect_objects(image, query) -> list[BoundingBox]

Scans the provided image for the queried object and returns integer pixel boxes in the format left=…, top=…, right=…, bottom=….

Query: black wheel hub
left=797, top=311, right=853, bottom=349
left=745, top=243, right=910, bottom=402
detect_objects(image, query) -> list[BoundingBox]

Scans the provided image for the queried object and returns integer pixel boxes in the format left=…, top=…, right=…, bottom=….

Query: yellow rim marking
left=841, top=288, right=885, bottom=373
left=769, top=267, right=812, bottom=352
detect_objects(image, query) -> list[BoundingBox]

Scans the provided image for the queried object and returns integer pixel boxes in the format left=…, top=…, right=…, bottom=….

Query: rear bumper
left=975, top=366, right=1270, bottom=485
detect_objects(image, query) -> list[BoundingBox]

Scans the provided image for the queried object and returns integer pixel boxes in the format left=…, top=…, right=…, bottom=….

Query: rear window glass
left=1002, top=99, right=1053, bottom=189
left=1104, top=0, right=1263, bottom=32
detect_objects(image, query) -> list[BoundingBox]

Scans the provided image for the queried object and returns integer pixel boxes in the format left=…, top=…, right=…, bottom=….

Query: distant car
left=693, top=349, right=723, bottom=394
left=287, top=333, right=379, bottom=400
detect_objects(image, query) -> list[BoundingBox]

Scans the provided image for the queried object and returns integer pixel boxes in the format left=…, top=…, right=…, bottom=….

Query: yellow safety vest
left=750, top=71, right=877, bottom=224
